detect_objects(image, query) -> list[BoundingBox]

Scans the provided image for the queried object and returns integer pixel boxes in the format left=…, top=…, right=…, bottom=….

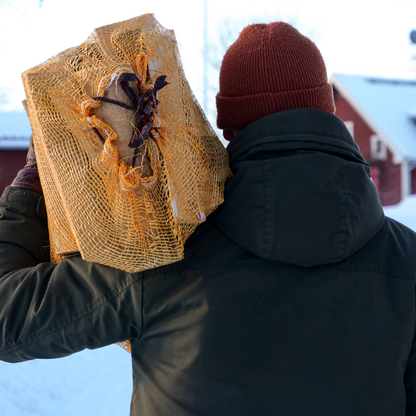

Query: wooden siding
left=0, top=150, right=27, bottom=195
left=411, top=167, right=416, bottom=194
left=334, top=92, right=402, bottom=206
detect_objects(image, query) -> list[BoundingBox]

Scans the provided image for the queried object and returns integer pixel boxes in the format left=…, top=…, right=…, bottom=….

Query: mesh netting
left=22, top=13, right=231, bottom=273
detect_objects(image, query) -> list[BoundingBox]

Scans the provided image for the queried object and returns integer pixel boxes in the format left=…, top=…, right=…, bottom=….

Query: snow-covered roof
left=331, top=74, right=416, bottom=162
left=0, top=111, right=31, bottom=149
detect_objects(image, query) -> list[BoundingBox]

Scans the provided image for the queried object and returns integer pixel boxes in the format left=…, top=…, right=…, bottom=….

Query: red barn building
left=0, top=111, right=31, bottom=194
left=331, top=74, right=416, bottom=206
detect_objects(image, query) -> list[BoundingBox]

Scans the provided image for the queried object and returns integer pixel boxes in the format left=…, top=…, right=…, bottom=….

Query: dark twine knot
left=92, top=72, right=169, bottom=166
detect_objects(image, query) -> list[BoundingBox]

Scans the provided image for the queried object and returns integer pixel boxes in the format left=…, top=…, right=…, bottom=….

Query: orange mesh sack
left=22, top=13, right=232, bottom=273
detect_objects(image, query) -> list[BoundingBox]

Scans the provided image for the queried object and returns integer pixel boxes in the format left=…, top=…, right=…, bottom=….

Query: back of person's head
left=216, top=22, right=336, bottom=139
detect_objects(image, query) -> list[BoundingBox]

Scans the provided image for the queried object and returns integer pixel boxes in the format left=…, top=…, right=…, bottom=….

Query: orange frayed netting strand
left=22, top=14, right=232, bottom=352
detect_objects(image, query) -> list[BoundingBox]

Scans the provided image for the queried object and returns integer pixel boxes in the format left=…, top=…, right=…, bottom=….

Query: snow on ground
left=0, top=344, right=132, bottom=416
left=383, top=194, right=416, bottom=232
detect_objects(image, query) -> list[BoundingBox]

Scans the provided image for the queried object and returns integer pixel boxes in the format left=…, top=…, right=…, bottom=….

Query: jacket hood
left=209, top=109, right=385, bottom=267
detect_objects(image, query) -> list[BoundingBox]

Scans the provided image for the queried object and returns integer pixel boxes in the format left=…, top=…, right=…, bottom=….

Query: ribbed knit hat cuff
left=216, top=83, right=335, bottom=130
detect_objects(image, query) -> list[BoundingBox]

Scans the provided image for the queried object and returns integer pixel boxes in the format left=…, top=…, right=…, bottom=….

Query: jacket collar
left=209, top=109, right=384, bottom=267
left=228, top=109, right=367, bottom=167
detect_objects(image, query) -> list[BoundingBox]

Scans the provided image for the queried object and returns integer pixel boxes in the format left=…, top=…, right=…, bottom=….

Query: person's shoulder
left=342, top=216, right=416, bottom=281
left=384, top=216, right=416, bottom=241
left=144, top=217, right=249, bottom=279
left=377, top=217, right=416, bottom=278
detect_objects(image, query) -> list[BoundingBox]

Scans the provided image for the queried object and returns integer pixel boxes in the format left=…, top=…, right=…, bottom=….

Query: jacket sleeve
left=0, top=186, right=142, bottom=363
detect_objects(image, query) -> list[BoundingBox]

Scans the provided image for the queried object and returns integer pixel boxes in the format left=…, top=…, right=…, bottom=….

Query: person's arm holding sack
left=0, top=131, right=142, bottom=363
left=3, top=101, right=49, bottom=270
left=0, top=14, right=229, bottom=369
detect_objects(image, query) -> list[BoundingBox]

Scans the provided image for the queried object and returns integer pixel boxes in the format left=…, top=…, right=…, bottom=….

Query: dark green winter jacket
left=1, top=109, right=416, bottom=416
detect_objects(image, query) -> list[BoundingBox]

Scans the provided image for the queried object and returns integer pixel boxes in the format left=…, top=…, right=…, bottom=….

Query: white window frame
left=370, top=135, right=387, bottom=161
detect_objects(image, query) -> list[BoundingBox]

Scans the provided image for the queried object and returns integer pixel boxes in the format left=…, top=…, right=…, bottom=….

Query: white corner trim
left=331, top=75, right=405, bottom=164
left=402, top=161, right=410, bottom=199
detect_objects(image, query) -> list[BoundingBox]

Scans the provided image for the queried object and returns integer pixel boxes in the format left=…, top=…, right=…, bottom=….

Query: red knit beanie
left=216, top=22, right=335, bottom=131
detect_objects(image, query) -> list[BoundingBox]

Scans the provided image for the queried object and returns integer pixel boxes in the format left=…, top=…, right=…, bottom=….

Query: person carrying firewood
left=1, top=16, right=416, bottom=416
